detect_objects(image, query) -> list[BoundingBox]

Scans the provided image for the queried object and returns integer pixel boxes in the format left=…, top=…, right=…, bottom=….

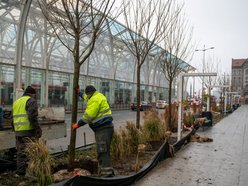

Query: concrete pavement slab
left=134, top=105, right=248, bottom=186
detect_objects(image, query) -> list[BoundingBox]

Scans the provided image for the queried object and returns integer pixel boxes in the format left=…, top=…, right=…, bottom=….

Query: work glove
left=72, top=123, right=79, bottom=129
left=72, top=119, right=87, bottom=130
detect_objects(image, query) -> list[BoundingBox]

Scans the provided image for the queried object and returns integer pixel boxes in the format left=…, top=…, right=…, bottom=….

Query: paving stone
left=134, top=105, right=248, bottom=186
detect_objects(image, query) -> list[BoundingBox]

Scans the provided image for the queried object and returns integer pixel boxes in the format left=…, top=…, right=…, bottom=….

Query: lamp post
left=195, top=45, right=214, bottom=110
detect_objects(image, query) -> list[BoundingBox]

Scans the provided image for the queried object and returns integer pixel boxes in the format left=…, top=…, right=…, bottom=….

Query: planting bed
left=0, top=137, right=178, bottom=186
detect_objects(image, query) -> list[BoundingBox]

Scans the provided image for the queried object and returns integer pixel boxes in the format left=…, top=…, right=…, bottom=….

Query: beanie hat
left=24, top=86, right=36, bottom=95
left=85, top=85, right=96, bottom=94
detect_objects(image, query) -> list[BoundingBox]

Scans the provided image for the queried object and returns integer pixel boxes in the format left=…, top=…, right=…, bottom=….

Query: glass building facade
left=0, top=1, right=192, bottom=111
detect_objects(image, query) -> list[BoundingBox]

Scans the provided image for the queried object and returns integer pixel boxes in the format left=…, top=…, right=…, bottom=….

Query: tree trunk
left=168, top=80, right=173, bottom=130
left=136, top=67, right=141, bottom=129
left=68, top=62, right=80, bottom=170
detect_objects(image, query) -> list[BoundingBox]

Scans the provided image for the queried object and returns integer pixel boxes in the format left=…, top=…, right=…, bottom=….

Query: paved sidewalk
left=134, top=105, right=248, bottom=186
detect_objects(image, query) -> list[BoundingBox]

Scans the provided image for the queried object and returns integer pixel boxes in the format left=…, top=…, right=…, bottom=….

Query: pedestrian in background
left=12, top=86, right=42, bottom=176
left=73, top=85, right=114, bottom=177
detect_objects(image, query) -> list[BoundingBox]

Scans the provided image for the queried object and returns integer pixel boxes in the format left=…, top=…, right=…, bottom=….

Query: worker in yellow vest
left=12, top=86, right=42, bottom=176
left=73, top=85, right=114, bottom=177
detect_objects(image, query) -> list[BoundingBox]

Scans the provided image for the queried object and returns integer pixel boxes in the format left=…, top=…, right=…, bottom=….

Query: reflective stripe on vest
left=83, top=108, right=111, bottom=123
left=82, top=91, right=112, bottom=125
left=13, top=96, right=34, bottom=131
left=92, top=114, right=112, bottom=123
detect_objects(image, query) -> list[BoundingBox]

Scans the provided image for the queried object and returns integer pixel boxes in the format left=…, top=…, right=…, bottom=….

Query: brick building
left=231, top=58, right=248, bottom=103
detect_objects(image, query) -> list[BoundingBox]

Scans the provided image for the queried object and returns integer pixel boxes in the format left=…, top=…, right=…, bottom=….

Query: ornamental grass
left=25, top=138, right=53, bottom=186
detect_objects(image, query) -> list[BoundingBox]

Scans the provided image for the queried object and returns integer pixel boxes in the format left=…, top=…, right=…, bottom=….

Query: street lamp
left=195, top=45, right=215, bottom=109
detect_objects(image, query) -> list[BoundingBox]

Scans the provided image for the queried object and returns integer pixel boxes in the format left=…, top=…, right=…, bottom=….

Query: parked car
left=156, top=100, right=168, bottom=109
left=130, top=101, right=152, bottom=111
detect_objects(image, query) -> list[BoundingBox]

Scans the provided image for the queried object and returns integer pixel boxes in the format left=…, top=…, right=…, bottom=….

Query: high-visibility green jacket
left=81, top=91, right=113, bottom=130
left=13, top=96, right=34, bottom=131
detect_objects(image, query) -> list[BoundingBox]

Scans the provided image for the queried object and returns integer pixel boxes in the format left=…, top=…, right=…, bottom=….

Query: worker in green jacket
left=73, top=85, right=114, bottom=177
left=13, top=86, right=42, bottom=176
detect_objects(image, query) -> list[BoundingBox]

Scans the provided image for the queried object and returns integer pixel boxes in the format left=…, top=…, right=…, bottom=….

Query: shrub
left=163, top=103, right=178, bottom=131
left=111, top=131, right=122, bottom=160
left=125, top=121, right=140, bottom=153
left=142, top=109, right=165, bottom=141
left=183, top=113, right=194, bottom=127
left=111, top=121, right=140, bottom=160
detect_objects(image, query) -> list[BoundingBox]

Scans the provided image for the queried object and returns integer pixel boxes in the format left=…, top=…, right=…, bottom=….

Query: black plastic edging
left=51, top=130, right=193, bottom=186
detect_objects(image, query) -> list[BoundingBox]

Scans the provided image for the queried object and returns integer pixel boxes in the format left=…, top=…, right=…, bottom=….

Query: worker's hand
left=72, top=123, right=79, bottom=130
left=79, top=91, right=84, bottom=99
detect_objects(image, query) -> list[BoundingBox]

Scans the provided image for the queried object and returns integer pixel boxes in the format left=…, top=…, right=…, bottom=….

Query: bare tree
left=215, top=72, right=231, bottom=111
left=201, top=57, right=218, bottom=102
left=37, top=0, right=116, bottom=169
left=117, top=0, right=173, bottom=128
left=159, top=3, right=194, bottom=130
left=204, top=58, right=218, bottom=84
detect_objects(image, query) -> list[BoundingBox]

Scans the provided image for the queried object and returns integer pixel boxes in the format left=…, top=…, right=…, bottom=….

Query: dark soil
left=113, top=140, right=165, bottom=176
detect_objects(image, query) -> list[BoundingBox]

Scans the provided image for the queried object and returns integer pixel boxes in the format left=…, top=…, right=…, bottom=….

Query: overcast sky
left=182, top=0, right=248, bottom=93
left=184, top=0, right=248, bottom=73
left=115, top=0, right=248, bottom=73
left=114, top=0, right=248, bottom=93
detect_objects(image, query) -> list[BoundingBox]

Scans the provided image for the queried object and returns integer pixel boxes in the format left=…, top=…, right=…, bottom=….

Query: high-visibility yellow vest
left=82, top=91, right=112, bottom=125
left=13, top=96, right=34, bottom=131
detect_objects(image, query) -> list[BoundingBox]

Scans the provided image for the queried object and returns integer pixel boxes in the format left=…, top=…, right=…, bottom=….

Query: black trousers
left=15, top=136, right=29, bottom=175
left=95, top=126, right=114, bottom=168
left=15, top=136, right=36, bottom=175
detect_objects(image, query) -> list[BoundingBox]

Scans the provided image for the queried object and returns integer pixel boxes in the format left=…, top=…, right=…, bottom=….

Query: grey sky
left=185, top=0, right=248, bottom=74
left=182, top=0, right=248, bottom=94
left=114, top=0, right=247, bottom=94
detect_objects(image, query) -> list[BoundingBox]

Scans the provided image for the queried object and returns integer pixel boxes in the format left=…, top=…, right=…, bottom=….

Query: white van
left=156, top=100, right=168, bottom=109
